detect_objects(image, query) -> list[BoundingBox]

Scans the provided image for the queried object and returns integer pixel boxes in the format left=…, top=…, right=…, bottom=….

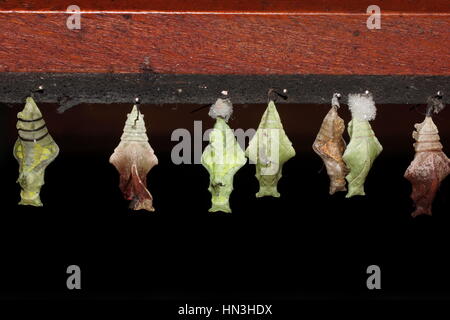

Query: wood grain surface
left=0, top=13, right=448, bottom=75
left=0, top=1, right=449, bottom=75
left=1, top=0, right=449, bottom=13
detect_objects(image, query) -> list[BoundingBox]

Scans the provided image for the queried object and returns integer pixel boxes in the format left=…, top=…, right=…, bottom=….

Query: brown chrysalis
left=313, top=93, right=349, bottom=194
left=110, top=104, right=158, bottom=212
left=404, top=93, right=450, bottom=217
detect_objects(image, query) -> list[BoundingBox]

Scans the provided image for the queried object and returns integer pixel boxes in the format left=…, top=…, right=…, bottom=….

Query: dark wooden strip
left=0, top=13, right=448, bottom=75
left=0, top=73, right=448, bottom=109
left=1, top=0, right=449, bottom=13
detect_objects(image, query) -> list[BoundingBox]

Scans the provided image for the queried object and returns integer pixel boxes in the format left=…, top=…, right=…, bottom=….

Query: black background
left=1, top=101, right=449, bottom=312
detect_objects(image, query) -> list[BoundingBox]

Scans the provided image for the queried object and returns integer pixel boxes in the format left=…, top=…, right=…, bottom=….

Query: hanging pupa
left=13, top=96, right=59, bottom=206
left=109, top=100, right=158, bottom=212
left=201, top=96, right=246, bottom=213
left=342, top=91, right=383, bottom=198
left=313, top=93, right=348, bottom=194
left=246, top=91, right=295, bottom=197
left=404, top=93, right=450, bottom=217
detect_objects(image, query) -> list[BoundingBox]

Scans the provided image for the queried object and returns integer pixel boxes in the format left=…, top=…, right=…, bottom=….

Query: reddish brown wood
left=1, top=0, right=449, bottom=13
left=0, top=1, right=449, bottom=75
left=1, top=13, right=448, bottom=75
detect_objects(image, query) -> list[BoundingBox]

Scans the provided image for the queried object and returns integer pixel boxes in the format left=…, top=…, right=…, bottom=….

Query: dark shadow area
left=0, top=102, right=449, bottom=302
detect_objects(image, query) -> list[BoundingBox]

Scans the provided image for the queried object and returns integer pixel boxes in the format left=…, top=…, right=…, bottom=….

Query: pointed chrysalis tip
left=129, top=103, right=144, bottom=129
left=20, top=96, right=42, bottom=119
left=131, top=104, right=141, bottom=114
left=348, top=92, right=377, bottom=121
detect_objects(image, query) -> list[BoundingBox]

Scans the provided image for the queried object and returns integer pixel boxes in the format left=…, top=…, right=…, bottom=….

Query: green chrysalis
left=202, top=99, right=246, bottom=213
left=343, top=93, right=383, bottom=198
left=14, top=97, right=59, bottom=206
left=246, top=100, right=295, bottom=197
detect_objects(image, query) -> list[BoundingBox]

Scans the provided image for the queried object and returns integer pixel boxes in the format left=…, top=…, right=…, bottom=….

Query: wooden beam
left=0, top=1, right=449, bottom=75
left=1, top=0, right=449, bottom=13
left=0, top=73, right=448, bottom=109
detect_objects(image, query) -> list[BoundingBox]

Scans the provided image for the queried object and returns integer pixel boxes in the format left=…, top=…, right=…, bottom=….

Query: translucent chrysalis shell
left=404, top=116, right=450, bottom=217
left=246, top=100, right=295, bottom=197
left=342, top=93, right=383, bottom=198
left=13, top=97, right=59, bottom=206
left=313, top=95, right=348, bottom=194
left=110, top=105, right=158, bottom=212
left=202, top=99, right=246, bottom=213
